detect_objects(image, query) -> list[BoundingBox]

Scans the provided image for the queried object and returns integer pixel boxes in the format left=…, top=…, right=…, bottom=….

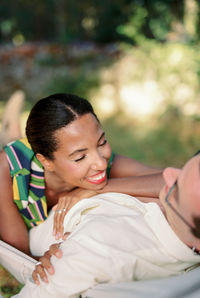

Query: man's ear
left=163, top=167, right=181, bottom=188
left=36, top=153, right=54, bottom=171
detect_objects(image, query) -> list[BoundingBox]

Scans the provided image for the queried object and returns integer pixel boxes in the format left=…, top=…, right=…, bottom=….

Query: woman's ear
left=163, top=167, right=181, bottom=188
left=36, top=153, right=54, bottom=171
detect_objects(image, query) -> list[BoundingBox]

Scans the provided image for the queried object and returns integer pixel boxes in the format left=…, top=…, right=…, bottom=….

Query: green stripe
left=15, top=200, right=23, bottom=210
left=29, top=190, right=41, bottom=201
left=16, top=175, right=28, bottom=202
left=106, top=152, right=114, bottom=178
left=30, top=176, right=45, bottom=186
left=4, top=146, right=21, bottom=176
left=28, top=204, right=42, bottom=221
left=14, top=140, right=34, bottom=160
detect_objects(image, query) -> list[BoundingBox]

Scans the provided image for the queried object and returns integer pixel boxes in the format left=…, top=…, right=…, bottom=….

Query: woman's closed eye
left=99, top=139, right=107, bottom=147
left=74, top=154, right=86, bottom=162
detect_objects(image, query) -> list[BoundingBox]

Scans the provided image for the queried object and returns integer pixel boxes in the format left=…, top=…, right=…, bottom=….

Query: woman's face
left=48, top=113, right=112, bottom=191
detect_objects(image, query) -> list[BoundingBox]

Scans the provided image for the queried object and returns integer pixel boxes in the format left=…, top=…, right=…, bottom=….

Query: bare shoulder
left=0, top=147, right=11, bottom=177
left=0, top=149, right=10, bottom=168
left=0, top=149, right=14, bottom=211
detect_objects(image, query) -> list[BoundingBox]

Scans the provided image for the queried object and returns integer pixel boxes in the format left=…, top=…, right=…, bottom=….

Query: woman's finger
left=62, top=231, right=71, bottom=240
left=55, top=197, right=80, bottom=239
left=32, top=269, right=40, bottom=285
left=32, top=262, right=48, bottom=284
left=49, top=243, right=63, bottom=258
left=56, top=207, right=68, bottom=238
left=53, top=198, right=66, bottom=238
left=54, top=198, right=68, bottom=239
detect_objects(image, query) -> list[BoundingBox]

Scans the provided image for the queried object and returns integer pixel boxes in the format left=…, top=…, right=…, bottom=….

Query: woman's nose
left=91, top=152, right=107, bottom=171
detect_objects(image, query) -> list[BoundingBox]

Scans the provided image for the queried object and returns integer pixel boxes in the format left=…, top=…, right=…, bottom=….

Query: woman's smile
left=86, top=170, right=107, bottom=185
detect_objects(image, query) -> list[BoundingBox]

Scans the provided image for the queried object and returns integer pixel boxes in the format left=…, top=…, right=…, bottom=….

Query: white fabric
left=85, top=265, right=200, bottom=298
left=0, top=240, right=37, bottom=284
left=12, top=192, right=200, bottom=297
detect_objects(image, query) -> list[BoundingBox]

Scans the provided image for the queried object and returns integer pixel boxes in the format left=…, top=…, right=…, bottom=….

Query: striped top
left=4, top=138, right=114, bottom=229
left=4, top=138, right=47, bottom=229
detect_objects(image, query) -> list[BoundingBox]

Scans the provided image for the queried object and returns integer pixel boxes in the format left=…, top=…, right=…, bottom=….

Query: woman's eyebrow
left=68, top=148, right=87, bottom=157
left=98, top=132, right=105, bottom=142
left=68, top=132, right=105, bottom=157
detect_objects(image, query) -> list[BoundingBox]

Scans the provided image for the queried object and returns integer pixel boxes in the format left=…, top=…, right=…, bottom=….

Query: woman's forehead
left=60, top=114, right=100, bottom=136
left=54, top=114, right=102, bottom=150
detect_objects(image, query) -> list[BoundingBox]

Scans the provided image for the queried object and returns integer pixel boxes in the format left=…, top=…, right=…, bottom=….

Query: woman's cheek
left=63, top=162, right=84, bottom=179
left=105, top=142, right=112, bottom=159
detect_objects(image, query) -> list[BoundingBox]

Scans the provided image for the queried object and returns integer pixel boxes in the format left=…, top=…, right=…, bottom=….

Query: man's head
left=160, top=152, right=200, bottom=252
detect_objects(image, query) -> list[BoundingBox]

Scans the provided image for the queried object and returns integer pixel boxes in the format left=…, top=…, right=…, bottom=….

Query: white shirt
left=16, top=193, right=200, bottom=298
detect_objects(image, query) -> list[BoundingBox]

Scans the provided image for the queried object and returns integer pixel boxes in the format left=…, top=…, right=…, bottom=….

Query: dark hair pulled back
left=26, top=93, right=98, bottom=160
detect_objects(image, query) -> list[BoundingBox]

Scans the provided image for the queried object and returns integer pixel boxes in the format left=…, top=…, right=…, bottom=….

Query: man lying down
left=13, top=152, right=200, bottom=297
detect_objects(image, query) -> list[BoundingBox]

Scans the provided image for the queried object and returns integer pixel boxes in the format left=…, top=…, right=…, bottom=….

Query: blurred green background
left=0, top=0, right=200, bottom=296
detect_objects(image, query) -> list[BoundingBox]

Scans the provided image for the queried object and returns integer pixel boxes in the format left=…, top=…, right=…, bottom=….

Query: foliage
left=0, top=266, right=22, bottom=297
left=103, top=107, right=200, bottom=169
left=0, top=0, right=199, bottom=44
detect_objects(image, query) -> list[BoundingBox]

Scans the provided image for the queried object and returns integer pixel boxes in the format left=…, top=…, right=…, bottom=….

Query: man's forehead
left=182, top=153, right=200, bottom=175
left=181, top=154, right=200, bottom=209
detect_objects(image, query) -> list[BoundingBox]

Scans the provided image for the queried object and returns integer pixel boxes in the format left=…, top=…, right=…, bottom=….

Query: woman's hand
left=53, top=188, right=97, bottom=240
left=32, top=242, right=64, bottom=285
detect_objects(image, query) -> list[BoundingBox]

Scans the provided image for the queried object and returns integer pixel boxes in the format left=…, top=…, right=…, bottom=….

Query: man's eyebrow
left=68, top=132, right=105, bottom=157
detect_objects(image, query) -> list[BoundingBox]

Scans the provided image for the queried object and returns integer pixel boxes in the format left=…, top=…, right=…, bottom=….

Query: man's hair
left=26, top=93, right=98, bottom=160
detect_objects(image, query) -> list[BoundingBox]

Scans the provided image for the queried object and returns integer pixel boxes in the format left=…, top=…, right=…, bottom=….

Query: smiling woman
left=0, top=93, right=163, bottom=285
left=45, top=113, right=112, bottom=191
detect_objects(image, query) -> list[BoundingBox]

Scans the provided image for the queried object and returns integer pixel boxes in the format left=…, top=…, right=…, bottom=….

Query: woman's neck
left=44, top=170, right=75, bottom=195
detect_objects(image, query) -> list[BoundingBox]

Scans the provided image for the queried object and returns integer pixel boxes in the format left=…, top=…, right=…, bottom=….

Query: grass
left=0, top=266, right=22, bottom=297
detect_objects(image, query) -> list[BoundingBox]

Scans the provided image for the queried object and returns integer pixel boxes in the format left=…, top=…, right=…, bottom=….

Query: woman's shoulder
left=0, top=149, right=9, bottom=169
left=4, top=138, right=35, bottom=173
left=4, top=138, right=32, bottom=153
left=0, top=149, right=12, bottom=193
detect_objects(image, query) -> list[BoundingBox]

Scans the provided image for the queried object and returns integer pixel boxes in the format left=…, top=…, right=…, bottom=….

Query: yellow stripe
left=20, top=138, right=32, bottom=149
left=41, top=198, right=48, bottom=218
left=36, top=220, right=44, bottom=226
left=13, top=176, right=20, bottom=200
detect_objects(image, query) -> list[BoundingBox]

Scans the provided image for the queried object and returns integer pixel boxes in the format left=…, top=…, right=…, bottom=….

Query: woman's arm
left=101, top=154, right=164, bottom=198
left=110, top=154, right=162, bottom=177
left=0, top=150, right=63, bottom=283
left=0, top=150, right=31, bottom=255
left=100, top=173, right=163, bottom=198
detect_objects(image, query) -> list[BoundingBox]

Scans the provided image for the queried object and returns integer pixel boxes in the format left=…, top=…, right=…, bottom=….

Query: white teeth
left=88, top=171, right=106, bottom=182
